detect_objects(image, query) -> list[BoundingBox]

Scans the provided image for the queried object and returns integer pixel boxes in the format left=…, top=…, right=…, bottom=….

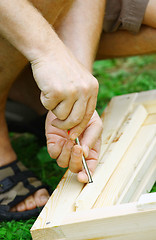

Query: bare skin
left=0, top=0, right=99, bottom=136
left=97, top=0, right=156, bottom=60
left=97, top=26, right=156, bottom=60
left=46, top=110, right=102, bottom=183
left=0, top=0, right=105, bottom=213
left=2, top=0, right=156, bottom=214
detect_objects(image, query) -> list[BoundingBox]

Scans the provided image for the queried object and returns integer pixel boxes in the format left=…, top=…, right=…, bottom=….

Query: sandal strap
left=0, top=170, right=35, bottom=193
left=0, top=204, right=43, bottom=221
left=0, top=160, right=51, bottom=209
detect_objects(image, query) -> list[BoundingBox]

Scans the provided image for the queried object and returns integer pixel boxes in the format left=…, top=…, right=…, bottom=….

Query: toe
left=34, top=188, right=50, bottom=207
left=16, top=202, right=26, bottom=212
left=24, top=195, right=37, bottom=210
left=11, top=189, right=49, bottom=212
left=10, top=206, right=17, bottom=212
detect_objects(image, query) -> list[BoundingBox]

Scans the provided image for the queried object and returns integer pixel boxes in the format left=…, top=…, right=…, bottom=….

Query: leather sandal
left=0, top=160, right=50, bottom=221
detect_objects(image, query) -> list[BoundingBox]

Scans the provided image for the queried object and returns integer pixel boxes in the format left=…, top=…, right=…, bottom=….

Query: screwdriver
left=75, top=137, right=93, bottom=183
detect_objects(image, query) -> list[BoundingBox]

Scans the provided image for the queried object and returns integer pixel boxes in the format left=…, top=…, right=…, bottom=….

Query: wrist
left=21, top=25, right=61, bottom=63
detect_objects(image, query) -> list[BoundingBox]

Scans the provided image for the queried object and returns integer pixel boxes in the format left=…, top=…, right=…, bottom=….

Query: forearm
left=0, top=0, right=62, bottom=61
left=56, top=0, right=106, bottom=71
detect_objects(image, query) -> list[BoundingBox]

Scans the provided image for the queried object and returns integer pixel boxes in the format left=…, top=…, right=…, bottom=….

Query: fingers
left=51, top=98, right=87, bottom=131
left=69, top=97, right=98, bottom=140
left=47, top=138, right=66, bottom=159
left=77, top=143, right=100, bottom=183
left=51, top=95, right=97, bottom=139
left=52, top=98, right=77, bottom=121
left=80, top=111, right=103, bottom=157
left=57, top=140, right=74, bottom=168
left=54, top=142, right=83, bottom=172
left=68, top=145, right=83, bottom=173
left=45, top=111, right=68, bottom=142
left=40, top=91, right=65, bottom=111
left=46, top=110, right=102, bottom=183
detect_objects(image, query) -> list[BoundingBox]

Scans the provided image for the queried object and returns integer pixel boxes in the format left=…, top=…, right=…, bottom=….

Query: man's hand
left=0, top=0, right=99, bottom=139
left=46, top=110, right=103, bottom=183
left=31, top=46, right=99, bottom=140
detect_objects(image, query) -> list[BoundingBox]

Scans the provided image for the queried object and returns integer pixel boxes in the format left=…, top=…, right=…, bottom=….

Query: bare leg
left=97, top=0, right=156, bottom=59
left=8, top=64, right=47, bottom=115
left=0, top=0, right=74, bottom=212
left=0, top=37, right=27, bottom=166
left=97, top=26, right=156, bottom=59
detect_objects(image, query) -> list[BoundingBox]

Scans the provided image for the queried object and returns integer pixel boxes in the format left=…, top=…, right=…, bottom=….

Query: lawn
left=0, top=55, right=156, bottom=240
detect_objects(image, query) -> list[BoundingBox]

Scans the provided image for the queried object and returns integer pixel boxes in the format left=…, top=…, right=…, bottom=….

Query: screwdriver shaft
left=75, top=137, right=93, bottom=183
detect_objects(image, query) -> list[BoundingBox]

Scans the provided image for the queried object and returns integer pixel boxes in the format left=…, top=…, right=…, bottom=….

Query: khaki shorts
left=103, top=0, right=149, bottom=33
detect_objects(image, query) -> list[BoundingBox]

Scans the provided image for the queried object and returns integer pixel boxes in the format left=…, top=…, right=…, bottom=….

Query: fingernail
left=74, top=147, right=81, bottom=155
left=82, top=145, right=89, bottom=158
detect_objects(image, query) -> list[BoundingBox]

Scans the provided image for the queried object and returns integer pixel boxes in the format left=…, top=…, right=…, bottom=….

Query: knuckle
left=53, top=88, right=62, bottom=98
left=41, top=91, right=56, bottom=110
left=74, top=115, right=83, bottom=125
left=59, top=114, right=68, bottom=121
left=40, top=93, right=51, bottom=110
left=82, top=84, right=89, bottom=95
left=85, top=112, right=94, bottom=121
left=63, top=118, right=79, bottom=129
left=92, top=79, right=99, bottom=93
left=53, top=109, right=67, bottom=121
left=69, top=87, right=77, bottom=98
left=93, top=77, right=99, bottom=87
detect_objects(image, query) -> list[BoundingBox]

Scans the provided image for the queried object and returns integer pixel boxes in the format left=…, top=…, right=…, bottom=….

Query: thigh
left=97, top=0, right=155, bottom=59
left=30, top=0, right=74, bottom=26
left=97, top=26, right=156, bottom=59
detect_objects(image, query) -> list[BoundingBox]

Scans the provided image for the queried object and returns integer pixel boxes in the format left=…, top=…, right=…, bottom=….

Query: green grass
left=1, top=55, right=156, bottom=240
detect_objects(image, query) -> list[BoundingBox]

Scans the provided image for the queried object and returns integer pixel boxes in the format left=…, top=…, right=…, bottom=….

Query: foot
left=0, top=158, right=50, bottom=213
left=11, top=188, right=50, bottom=212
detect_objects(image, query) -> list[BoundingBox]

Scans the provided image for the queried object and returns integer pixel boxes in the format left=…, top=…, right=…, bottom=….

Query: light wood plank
left=137, top=192, right=156, bottom=210
left=31, top=170, right=84, bottom=230
left=75, top=105, right=147, bottom=211
left=31, top=196, right=156, bottom=240
left=143, top=113, right=156, bottom=125
left=93, top=125, right=156, bottom=207
left=130, top=160, right=156, bottom=202
left=134, top=89, right=156, bottom=113
left=117, top=136, right=156, bottom=204
left=98, top=93, right=137, bottom=162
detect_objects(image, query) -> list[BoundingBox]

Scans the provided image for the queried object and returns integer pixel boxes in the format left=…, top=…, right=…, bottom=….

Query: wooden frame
left=31, top=90, right=156, bottom=240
